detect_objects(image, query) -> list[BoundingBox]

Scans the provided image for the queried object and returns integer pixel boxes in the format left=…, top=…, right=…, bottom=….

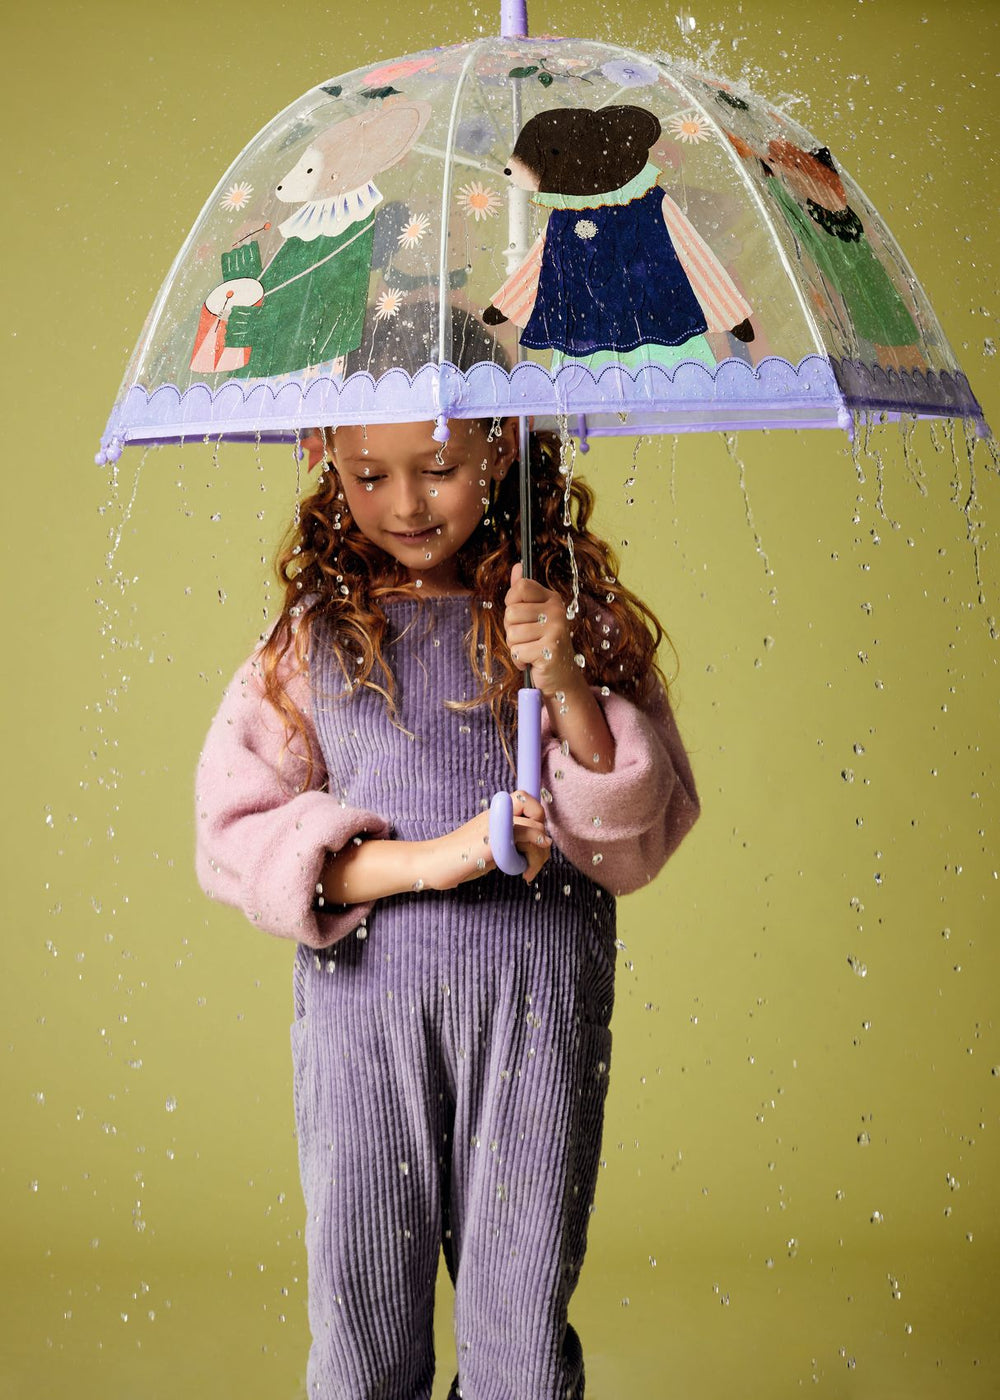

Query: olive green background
left=3, top=1, right=998, bottom=1397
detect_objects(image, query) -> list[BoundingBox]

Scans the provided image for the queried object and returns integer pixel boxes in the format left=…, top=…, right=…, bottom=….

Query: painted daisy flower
left=574, top=219, right=598, bottom=240
left=457, top=181, right=502, bottom=221
left=374, top=288, right=403, bottom=321
left=220, top=181, right=253, bottom=211
left=667, top=111, right=711, bottom=144
left=397, top=213, right=431, bottom=249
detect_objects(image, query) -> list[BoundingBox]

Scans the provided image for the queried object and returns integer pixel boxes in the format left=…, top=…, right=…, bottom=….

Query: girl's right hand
left=415, top=792, right=551, bottom=889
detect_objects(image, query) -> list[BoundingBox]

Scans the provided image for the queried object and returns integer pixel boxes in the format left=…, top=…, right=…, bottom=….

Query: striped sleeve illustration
left=490, top=234, right=546, bottom=328
left=660, top=190, right=752, bottom=333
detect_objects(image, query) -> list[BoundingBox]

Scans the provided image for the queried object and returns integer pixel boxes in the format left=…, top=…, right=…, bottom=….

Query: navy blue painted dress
left=520, top=165, right=708, bottom=356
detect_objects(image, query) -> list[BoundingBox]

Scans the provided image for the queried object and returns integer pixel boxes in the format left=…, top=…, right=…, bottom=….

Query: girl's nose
left=393, top=478, right=428, bottom=519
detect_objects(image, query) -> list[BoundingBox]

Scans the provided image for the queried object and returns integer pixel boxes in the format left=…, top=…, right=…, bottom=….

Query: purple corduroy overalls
left=292, top=597, right=616, bottom=1400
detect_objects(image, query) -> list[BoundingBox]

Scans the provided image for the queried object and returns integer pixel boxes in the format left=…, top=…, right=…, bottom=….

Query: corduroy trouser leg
left=291, top=873, right=613, bottom=1400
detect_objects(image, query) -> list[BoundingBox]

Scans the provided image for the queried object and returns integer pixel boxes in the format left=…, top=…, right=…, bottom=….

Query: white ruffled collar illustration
left=278, top=181, right=384, bottom=242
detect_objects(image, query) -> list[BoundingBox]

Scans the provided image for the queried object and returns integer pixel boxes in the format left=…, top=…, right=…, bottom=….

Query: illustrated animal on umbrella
left=190, top=100, right=432, bottom=380
left=725, top=127, right=924, bottom=371
left=484, top=104, right=756, bottom=368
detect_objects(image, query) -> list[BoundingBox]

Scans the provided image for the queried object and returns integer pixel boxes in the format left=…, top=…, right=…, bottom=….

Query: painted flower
left=397, top=213, right=431, bottom=249
left=457, top=182, right=502, bottom=221
left=220, top=181, right=253, bottom=211
left=667, top=112, right=712, bottom=144
left=374, top=288, right=403, bottom=321
left=362, top=56, right=436, bottom=87
left=574, top=219, right=598, bottom=241
left=600, top=58, right=660, bottom=89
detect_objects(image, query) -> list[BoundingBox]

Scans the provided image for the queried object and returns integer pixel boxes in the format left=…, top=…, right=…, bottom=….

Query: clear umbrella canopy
left=97, top=30, right=987, bottom=463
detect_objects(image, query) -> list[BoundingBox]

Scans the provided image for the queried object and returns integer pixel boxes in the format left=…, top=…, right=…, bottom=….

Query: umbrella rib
left=436, top=40, right=488, bottom=392
left=413, top=141, right=505, bottom=176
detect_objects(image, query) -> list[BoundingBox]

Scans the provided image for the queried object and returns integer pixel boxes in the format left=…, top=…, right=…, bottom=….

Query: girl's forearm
left=543, top=676, right=616, bottom=773
left=319, top=838, right=420, bottom=905
left=319, top=800, right=551, bottom=905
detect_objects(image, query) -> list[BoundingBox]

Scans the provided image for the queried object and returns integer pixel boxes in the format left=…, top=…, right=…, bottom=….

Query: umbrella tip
left=432, top=414, right=451, bottom=443
left=500, top=0, right=529, bottom=39
left=96, top=437, right=124, bottom=465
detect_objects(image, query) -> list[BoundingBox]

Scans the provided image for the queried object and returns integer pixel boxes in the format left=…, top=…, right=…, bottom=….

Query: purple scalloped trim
left=96, top=353, right=988, bottom=461
left=830, top=358, right=987, bottom=424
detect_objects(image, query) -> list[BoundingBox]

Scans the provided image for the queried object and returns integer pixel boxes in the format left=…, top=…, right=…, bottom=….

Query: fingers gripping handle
left=489, top=688, right=542, bottom=876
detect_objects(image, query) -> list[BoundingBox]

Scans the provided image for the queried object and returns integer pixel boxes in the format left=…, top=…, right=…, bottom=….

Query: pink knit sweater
left=195, top=643, right=699, bottom=948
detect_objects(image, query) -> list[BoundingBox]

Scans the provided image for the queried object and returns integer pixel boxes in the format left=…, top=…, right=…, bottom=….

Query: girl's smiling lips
left=389, top=525, right=439, bottom=542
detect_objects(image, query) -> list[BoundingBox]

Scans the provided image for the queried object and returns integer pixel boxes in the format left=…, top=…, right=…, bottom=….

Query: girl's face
left=329, top=419, right=517, bottom=593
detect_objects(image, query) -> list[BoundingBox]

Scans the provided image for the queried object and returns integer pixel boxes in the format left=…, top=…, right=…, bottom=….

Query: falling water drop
left=723, top=432, right=775, bottom=596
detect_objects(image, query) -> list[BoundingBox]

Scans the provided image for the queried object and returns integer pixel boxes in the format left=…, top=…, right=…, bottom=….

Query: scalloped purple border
left=97, top=354, right=988, bottom=461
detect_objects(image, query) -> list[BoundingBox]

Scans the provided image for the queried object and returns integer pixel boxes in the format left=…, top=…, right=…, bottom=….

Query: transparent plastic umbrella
left=97, top=0, right=989, bottom=872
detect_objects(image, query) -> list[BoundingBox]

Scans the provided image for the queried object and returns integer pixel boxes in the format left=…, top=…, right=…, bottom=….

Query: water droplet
left=164, top=1097, right=177, bottom=1113
left=399, top=1161, right=409, bottom=1176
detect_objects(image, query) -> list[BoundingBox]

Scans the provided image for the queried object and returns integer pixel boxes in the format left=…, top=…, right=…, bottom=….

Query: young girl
left=195, top=413, right=699, bottom=1400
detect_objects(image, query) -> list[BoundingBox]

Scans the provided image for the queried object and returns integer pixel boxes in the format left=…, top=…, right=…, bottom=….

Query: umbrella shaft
left=516, top=414, right=534, bottom=690
left=518, top=416, right=533, bottom=582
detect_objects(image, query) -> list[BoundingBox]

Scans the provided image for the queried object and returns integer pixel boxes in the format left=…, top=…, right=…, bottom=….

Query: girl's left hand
left=503, top=562, right=580, bottom=699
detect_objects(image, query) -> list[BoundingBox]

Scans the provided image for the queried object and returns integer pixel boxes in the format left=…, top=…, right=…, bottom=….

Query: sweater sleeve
left=541, top=679, right=700, bottom=896
left=194, top=650, right=391, bottom=947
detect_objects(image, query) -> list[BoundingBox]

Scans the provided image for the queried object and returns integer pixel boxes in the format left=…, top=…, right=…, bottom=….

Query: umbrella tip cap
left=432, top=415, right=451, bottom=443
left=96, top=438, right=124, bottom=465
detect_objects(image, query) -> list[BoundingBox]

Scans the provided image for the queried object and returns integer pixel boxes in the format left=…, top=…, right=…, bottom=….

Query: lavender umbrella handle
left=489, top=687, right=542, bottom=875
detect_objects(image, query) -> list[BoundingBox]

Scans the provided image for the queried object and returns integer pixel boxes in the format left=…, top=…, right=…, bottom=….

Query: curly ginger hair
left=260, top=426, right=673, bottom=784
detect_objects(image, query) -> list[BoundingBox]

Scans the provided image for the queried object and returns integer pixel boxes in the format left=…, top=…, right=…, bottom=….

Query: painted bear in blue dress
left=485, top=105, right=754, bottom=360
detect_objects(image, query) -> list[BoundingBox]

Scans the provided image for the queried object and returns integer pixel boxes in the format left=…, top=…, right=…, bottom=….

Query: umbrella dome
left=97, top=21, right=988, bottom=464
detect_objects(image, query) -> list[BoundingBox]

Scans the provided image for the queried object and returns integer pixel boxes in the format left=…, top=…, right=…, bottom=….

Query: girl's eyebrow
left=337, top=454, right=385, bottom=469
left=339, top=451, right=449, bottom=469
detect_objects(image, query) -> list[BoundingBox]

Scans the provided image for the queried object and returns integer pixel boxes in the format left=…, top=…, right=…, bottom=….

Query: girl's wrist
left=541, top=665, right=591, bottom=703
